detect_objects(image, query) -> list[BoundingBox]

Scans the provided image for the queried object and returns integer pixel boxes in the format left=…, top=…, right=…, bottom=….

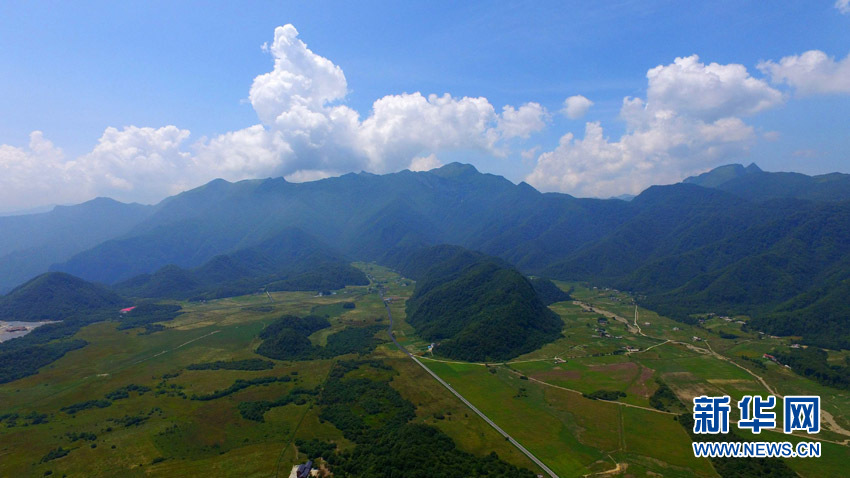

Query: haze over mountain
left=0, top=198, right=153, bottom=293
left=1, top=162, right=848, bottom=349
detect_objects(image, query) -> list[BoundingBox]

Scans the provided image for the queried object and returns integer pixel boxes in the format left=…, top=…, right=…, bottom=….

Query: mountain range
left=2, top=162, right=850, bottom=348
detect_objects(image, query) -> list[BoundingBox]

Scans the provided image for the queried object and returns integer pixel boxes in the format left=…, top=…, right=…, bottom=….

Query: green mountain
left=686, top=163, right=850, bottom=202
left=403, top=246, right=563, bottom=361
left=53, top=164, right=626, bottom=283
left=684, top=163, right=763, bottom=188
left=19, top=162, right=850, bottom=350
left=114, top=229, right=368, bottom=300
left=0, top=272, right=127, bottom=322
left=529, top=277, right=571, bottom=305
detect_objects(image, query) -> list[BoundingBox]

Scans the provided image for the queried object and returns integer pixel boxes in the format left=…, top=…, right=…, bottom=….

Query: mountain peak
left=429, top=162, right=480, bottom=178
left=683, top=163, right=763, bottom=188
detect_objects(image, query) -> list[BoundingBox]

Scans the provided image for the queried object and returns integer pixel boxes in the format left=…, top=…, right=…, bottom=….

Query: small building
left=790, top=344, right=801, bottom=349
left=289, top=461, right=315, bottom=478
left=692, top=336, right=702, bottom=341
left=119, top=306, right=137, bottom=314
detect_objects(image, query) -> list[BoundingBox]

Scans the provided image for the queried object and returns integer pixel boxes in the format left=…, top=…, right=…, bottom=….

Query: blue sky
left=1, top=1, right=849, bottom=211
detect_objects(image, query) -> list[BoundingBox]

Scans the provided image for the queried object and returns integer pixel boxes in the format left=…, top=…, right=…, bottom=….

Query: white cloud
left=837, top=0, right=850, bottom=14
left=249, top=24, right=348, bottom=126
left=244, top=24, right=540, bottom=175
left=521, top=146, right=540, bottom=161
left=76, top=126, right=195, bottom=202
left=758, top=50, right=850, bottom=95
left=645, top=55, right=783, bottom=121
left=562, top=95, right=594, bottom=119
left=284, top=169, right=336, bottom=182
left=0, top=132, right=79, bottom=212
left=0, top=24, right=552, bottom=210
left=408, top=154, right=443, bottom=172
left=526, top=55, right=771, bottom=197
left=497, top=103, right=549, bottom=139
left=357, top=92, right=500, bottom=171
left=763, top=131, right=781, bottom=142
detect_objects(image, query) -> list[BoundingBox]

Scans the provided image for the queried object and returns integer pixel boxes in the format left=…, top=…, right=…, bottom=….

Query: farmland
left=1, top=267, right=848, bottom=477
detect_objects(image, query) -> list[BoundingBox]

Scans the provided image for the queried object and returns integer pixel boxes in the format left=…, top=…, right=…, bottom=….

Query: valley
left=2, top=263, right=847, bottom=477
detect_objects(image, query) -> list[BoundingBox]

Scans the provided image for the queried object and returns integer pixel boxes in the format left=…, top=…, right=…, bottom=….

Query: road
left=379, top=292, right=560, bottom=478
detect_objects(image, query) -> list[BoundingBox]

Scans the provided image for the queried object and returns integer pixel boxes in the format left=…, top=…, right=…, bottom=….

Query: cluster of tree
left=772, top=347, right=850, bottom=390
left=237, top=387, right=319, bottom=422
left=0, top=411, right=48, bottom=427
left=403, top=247, right=563, bottom=361
left=66, top=432, right=97, bottom=442
left=57, top=383, right=155, bottom=417
left=108, top=414, right=150, bottom=427
left=309, top=360, right=535, bottom=477
left=739, top=355, right=767, bottom=371
left=676, top=413, right=796, bottom=477
left=114, top=303, right=183, bottom=331
left=61, top=399, right=111, bottom=415
left=0, top=339, right=86, bottom=384
left=40, top=447, right=70, bottom=463
left=528, top=277, right=571, bottom=305
left=294, top=438, right=338, bottom=462
left=186, top=358, right=274, bottom=371
left=190, top=375, right=292, bottom=401
left=105, top=384, right=151, bottom=400
left=582, top=390, right=626, bottom=401
left=255, top=314, right=382, bottom=361
left=648, top=379, right=682, bottom=412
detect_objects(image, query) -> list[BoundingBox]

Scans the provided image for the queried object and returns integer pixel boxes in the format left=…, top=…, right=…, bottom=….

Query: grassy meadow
left=1, top=267, right=848, bottom=477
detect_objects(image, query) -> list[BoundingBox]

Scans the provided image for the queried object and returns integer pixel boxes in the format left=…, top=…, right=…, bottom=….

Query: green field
left=1, top=268, right=848, bottom=477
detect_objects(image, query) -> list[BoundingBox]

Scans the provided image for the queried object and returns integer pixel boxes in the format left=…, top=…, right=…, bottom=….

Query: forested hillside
left=114, top=229, right=368, bottom=300
left=1, top=161, right=843, bottom=350
left=403, top=246, right=563, bottom=361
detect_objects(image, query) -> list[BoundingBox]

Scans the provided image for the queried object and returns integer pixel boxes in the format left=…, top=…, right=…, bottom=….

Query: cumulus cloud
left=249, top=24, right=348, bottom=126
left=562, top=95, right=594, bottom=119
left=0, top=132, right=78, bottom=211
left=0, top=24, right=549, bottom=210
left=758, top=50, right=850, bottom=95
left=244, top=24, right=547, bottom=175
left=837, top=0, right=850, bottom=14
left=497, top=103, right=549, bottom=139
left=526, top=55, right=772, bottom=197
left=645, top=55, right=783, bottom=121
left=75, top=126, right=195, bottom=202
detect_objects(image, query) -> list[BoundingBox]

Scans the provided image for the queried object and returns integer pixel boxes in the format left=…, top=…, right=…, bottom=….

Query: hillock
left=405, top=246, right=563, bottom=361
